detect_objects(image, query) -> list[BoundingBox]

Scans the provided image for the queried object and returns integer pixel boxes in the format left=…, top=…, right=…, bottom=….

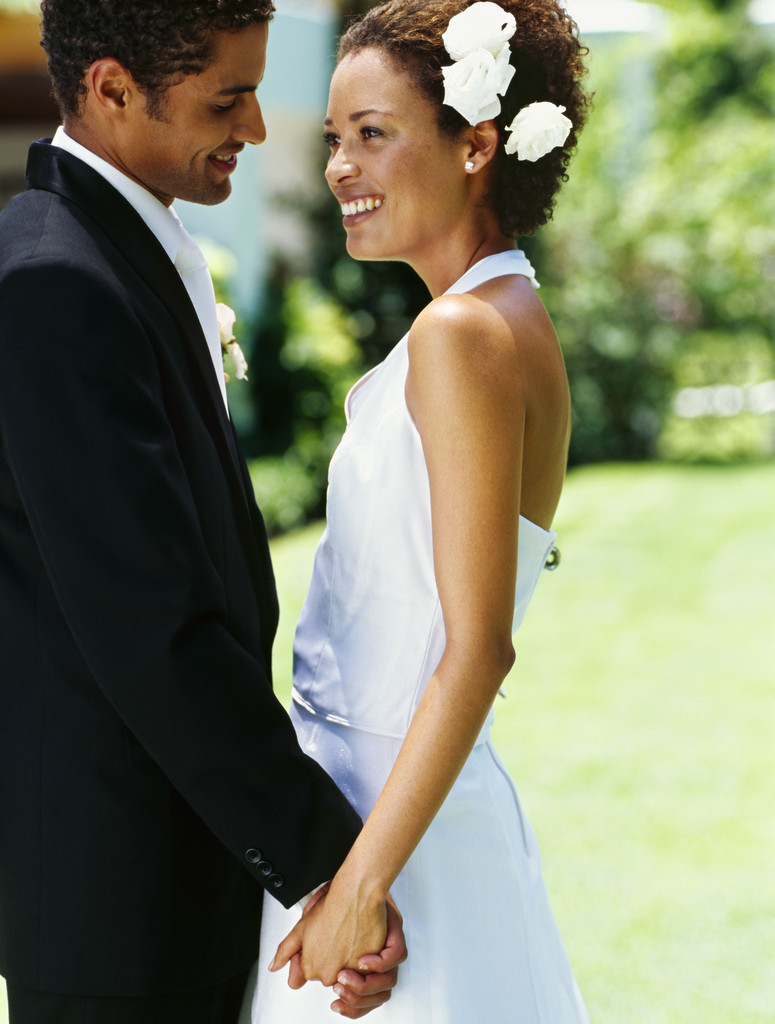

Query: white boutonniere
left=216, top=302, right=248, bottom=382
left=504, top=101, right=572, bottom=161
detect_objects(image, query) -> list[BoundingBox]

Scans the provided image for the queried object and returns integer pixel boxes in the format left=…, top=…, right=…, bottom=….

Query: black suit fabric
left=0, top=142, right=361, bottom=998
left=6, top=968, right=251, bottom=1024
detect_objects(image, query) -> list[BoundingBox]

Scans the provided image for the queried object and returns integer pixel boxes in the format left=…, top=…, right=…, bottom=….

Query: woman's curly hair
left=338, top=0, right=589, bottom=237
left=40, top=0, right=275, bottom=118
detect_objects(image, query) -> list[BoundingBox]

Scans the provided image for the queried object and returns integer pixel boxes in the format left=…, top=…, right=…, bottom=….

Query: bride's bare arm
left=272, top=288, right=540, bottom=988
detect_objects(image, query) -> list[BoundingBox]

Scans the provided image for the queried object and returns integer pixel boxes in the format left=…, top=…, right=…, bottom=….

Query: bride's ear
left=463, top=120, right=501, bottom=174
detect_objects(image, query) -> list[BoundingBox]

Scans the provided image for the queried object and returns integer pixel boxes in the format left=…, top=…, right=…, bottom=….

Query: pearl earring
left=465, top=160, right=475, bottom=172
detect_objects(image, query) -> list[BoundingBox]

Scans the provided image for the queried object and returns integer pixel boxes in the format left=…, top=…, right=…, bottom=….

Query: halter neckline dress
left=247, top=250, right=589, bottom=1023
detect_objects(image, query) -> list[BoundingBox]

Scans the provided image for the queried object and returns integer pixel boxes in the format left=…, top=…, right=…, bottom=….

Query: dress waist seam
left=291, top=690, right=492, bottom=746
left=291, top=690, right=407, bottom=740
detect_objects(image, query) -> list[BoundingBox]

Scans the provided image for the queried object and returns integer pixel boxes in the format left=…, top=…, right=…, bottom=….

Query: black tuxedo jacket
left=0, top=141, right=361, bottom=997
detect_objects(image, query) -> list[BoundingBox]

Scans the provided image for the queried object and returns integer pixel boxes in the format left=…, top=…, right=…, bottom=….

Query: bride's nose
left=325, top=146, right=359, bottom=186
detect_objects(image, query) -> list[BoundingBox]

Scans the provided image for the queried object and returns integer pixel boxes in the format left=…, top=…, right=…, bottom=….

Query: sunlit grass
left=2, top=463, right=771, bottom=1022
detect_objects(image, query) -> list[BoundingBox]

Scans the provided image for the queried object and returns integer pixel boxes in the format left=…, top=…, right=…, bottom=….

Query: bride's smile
left=323, top=47, right=486, bottom=287
left=339, top=196, right=384, bottom=218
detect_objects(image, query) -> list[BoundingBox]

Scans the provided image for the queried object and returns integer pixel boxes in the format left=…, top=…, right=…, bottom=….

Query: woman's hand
left=271, top=878, right=387, bottom=986
left=270, top=883, right=405, bottom=1016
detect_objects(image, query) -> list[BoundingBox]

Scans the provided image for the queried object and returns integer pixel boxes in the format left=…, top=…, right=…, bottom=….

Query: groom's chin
left=200, top=184, right=233, bottom=206
left=195, top=181, right=234, bottom=207
left=172, top=175, right=234, bottom=208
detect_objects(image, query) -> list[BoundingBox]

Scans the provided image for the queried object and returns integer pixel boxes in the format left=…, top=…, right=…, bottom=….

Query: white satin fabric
left=292, top=251, right=555, bottom=741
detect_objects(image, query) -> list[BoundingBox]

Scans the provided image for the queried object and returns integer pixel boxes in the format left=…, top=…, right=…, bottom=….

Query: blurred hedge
left=533, top=1, right=775, bottom=463
left=245, top=269, right=363, bottom=533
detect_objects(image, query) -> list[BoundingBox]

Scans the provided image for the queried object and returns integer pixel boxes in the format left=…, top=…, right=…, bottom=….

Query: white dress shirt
left=51, top=127, right=229, bottom=411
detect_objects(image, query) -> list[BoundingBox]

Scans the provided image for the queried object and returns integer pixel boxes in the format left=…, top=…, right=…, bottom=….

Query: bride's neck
left=417, top=234, right=516, bottom=298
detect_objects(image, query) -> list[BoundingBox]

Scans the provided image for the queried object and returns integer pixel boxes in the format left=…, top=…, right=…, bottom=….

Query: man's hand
left=273, top=895, right=406, bottom=1018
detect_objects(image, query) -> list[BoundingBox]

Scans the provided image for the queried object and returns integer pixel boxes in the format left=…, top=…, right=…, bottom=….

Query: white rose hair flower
left=442, top=49, right=515, bottom=126
left=440, top=2, right=573, bottom=162
left=216, top=302, right=249, bottom=382
left=504, top=101, right=573, bottom=161
left=442, top=1, right=516, bottom=60
left=440, top=1, right=516, bottom=126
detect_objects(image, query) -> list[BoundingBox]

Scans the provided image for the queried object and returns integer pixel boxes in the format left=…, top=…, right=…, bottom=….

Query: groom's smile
left=208, top=146, right=243, bottom=178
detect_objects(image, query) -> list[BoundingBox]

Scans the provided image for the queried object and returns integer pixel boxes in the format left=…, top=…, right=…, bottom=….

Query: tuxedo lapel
left=25, top=141, right=273, bottom=614
left=26, top=141, right=231, bottom=454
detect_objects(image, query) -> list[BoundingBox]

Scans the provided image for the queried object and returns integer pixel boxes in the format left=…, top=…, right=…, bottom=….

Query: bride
left=250, top=1, right=590, bottom=1019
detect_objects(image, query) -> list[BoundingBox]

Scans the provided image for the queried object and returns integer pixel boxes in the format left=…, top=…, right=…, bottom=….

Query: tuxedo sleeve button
left=268, top=873, right=285, bottom=890
left=256, top=860, right=273, bottom=877
left=245, top=848, right=262, bottom=865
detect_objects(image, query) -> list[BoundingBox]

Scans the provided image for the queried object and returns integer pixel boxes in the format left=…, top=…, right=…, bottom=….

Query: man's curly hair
left=338, top=0, right=588, bottom=238
left=40, top=0, right=275, bottom=118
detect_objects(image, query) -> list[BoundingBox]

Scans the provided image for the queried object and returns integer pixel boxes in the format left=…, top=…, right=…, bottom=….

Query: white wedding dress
left=247, top=251, right=589, bottom=1023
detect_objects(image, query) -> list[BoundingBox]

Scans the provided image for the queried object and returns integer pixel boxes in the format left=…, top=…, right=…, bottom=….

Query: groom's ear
left=86, top=58, right=136, bottom=115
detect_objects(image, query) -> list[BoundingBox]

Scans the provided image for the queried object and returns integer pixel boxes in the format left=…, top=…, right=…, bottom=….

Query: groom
left=0, top=2, right=403, bottom=1022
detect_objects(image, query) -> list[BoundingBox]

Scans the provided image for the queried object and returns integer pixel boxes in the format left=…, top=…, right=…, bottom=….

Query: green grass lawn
left=2, top=462, right=772, bottom=1022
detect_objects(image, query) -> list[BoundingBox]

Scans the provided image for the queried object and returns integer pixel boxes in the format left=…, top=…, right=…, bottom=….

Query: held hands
left=270, top=882, right=406, bottom=1018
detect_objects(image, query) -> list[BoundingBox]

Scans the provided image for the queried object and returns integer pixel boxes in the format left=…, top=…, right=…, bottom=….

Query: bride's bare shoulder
left=407, top=274, right=553, bottom=382
left=407, top=290, right=516, bottom=378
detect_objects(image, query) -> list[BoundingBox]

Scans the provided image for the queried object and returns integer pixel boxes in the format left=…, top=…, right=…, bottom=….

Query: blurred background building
left=0, top=0, right=339, bottom=312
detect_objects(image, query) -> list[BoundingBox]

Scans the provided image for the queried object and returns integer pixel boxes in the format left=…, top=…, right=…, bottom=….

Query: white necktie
left=173, top=226, right=229, bottom=412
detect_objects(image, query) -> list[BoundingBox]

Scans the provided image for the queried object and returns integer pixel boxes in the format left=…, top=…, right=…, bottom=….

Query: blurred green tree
left=536, top=0, right=775, bottom=462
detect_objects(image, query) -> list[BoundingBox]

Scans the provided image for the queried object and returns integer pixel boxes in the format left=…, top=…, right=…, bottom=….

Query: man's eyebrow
left=323, top=108, right=392, bottom=126
left=216, top=83, right=259, bottom=97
